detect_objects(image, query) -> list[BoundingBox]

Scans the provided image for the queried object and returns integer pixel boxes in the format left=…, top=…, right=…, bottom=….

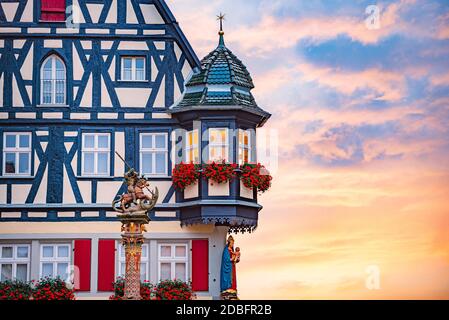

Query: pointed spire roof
left=170, top=14, right=271, bottom=126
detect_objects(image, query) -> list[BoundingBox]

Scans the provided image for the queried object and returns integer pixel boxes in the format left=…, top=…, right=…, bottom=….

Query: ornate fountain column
left=118, top=212, right=149, bottom=300
left=112, top=154, right=159, bottom=300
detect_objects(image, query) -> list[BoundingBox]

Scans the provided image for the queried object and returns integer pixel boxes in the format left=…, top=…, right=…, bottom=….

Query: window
left=185, top=130, right=199, bottom=163
left=118, top=243, right=149, bottom=282
left=81, top=133, right=110, bottom=176
left=41, top=55, right=66, bottom=105
left=158, top=243, right=188, bottom=282
left=2, top=132, right=32, bottom=176
left=121, top=57, right=146, bottom=81
left=0, top=245, right=30, bottom=282
left=40, top=0, right=66, bottom=22
left=209, top=128, right=228, bottom=162
left=238, top=129, right=252, bottom=164
left=140, top=133, right=168, bottom=176
left=40, top=244, right=71, bottom=281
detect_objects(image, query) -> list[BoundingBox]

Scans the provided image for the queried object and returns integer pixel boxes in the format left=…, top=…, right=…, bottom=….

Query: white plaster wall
left=33, top=167, right=48, bottom=204
left=0, top=221, right=215, bottom=235
left=208, top=181, right=230, bottom=196
left=0, top=185, right=6, bottom=203
left=240, top=181, right=254, bottom=199
left=11, top=184, right=31, bottom=203
left=184, top=182, right=198, bottom=199
left=63, top=167, right=77, bottom=203
left=118, top=41, right=148, bottom=51
left=96, top=181, right=123, bottom=203
left=116, top=87, right=151, bottom=108
left=139, top=4, right=164, bottom=24
left=78, top=181, right=91, bottom=203
left=72, top=44, right=84, bottom=81
left=114, top=132, right=125, bottom=176
left=79, top=74, right=92, bottom=107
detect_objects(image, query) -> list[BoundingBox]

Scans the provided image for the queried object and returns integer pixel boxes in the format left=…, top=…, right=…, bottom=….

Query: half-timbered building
left=0, top=0, right=270, bottom=299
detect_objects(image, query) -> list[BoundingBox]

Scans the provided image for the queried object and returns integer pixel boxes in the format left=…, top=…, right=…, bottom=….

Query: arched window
left=41, top=55, right=66, bottom=105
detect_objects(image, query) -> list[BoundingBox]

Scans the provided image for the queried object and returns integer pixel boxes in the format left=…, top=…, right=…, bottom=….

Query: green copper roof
left=171, top=27, right=271, bottom=124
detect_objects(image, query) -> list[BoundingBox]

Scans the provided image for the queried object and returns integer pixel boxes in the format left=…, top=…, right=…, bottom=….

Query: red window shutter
left=41, top=0, right=66, bottom=22
left=97, top=239, right=116, bottom=291
left=191, top=239, right=209, bottom=291
left=74, top=239, right=91, bottom=291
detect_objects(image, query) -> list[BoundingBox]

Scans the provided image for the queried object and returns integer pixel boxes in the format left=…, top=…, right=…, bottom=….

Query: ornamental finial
left=217, top=12, right=225, bottom=46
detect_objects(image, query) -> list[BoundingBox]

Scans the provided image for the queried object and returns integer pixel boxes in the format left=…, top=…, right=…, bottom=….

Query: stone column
left=118, top=212, right=150, bottom=300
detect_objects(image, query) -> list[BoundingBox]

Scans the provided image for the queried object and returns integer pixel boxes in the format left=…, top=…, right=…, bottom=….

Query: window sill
left=76, top=175, right=113, bottom=179
left=0, top=175, right=35, bottom=179
left=117, top=80, right=149, bottom=83
left=36, top=104, right=69, bottom=108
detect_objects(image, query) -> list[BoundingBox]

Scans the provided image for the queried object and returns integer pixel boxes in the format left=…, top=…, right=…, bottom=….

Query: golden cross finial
left=217, top=12, right=225, bottom=35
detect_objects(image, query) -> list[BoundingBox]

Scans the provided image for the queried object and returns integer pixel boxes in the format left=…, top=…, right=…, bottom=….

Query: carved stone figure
left=112, top=167, right=159, bottom=213
left=220, top=235, right=240, bottom=300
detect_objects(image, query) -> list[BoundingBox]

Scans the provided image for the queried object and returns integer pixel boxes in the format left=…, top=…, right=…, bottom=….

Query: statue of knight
left=112, top=152, right=158, bottom=299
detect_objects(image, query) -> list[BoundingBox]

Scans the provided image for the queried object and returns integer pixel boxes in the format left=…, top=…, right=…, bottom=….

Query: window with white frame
left=238, top=129, right=252, bottom=164
left=40, top=244, right=71, bottom=281
left=185, top=130, right=199, bottom=163
left=209, top=128, right=228, bottom=162
left=81, top=133, right=110, bottom=176
left=41, top=55, right=66, bottom=105
left=0, top=244, right=30, bottom=282
left=158, top=243, right=188, bottom=282
left=140, top=133, right=168, bottom=176
left=121, top=56, right=146, bottom=81
left=2, top=132, right=32, bottom=176
left=118, top=243, right=149, bottom=282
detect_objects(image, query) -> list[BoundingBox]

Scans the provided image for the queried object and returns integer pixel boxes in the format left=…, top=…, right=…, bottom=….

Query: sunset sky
left=167, top=0, right=449, bottom=299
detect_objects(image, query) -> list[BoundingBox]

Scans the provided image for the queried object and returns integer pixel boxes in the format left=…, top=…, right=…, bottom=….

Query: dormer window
left=209, top=128, right=228, bottom=162
left=40, top=0, right=66, bottom=22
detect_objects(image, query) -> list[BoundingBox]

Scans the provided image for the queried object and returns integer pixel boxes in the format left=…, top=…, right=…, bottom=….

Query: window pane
left=141, top=246, right=147, bottom=258
left=5, top=135, right=16, bottom=148
left=243, top=133, right=249, bottom=146
left=120, top=247, right=125, bottom=258
left=55, top=79, right=65, bottom=104
left=16, top=264, right=28, bottom=282
left=141, top=153, right=153, bottom=174
left=123, top=58, right=132, bottom=69
left=135, top=58, right=144, bottom=69
left=18, top=153, right=30, bottom=174
left=19, top=135, right=30, bottom=148
left=42, top=246, right=54, bottom=258
left=160, top=263, right=171, bottom=280
left=83, top=152, right=95, bottom=174
left=4, top=153, right=16, bottom=173
left=140, top=263, right=146, bottom=282
left=155, top=135, right=166, bottom=149
left=123, top=69, right=132, bottom=80
left=155, top=153, right=165, bottom=174
left=43, top=58, right=52, bottom=70
left=83, top=135, right=95, bottom=148
left=42, top=263, right=53, bottom=277
left=175, top=246, right=186, bottom=258
left=98, top=135, right=109, bottom=149
left=57, top=246, right=69, bottom=258
left=17, top=246, right=29, bottom=258
left=97, top=152, right=109, bottom=174
left=120, top=263, right=125, bottom=276
left=141, top=135, right=153, bottom=148
left=1, top=247, right=13, bottom=258
left=1, top=264, right=12, bottom=281
left=57, top=263, right=68, bottom=280
left=160, top=245, right=171, bottom=257
left=55, top=59, right=64, bottom=72
left=175, top=263, right=186, bottom=281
